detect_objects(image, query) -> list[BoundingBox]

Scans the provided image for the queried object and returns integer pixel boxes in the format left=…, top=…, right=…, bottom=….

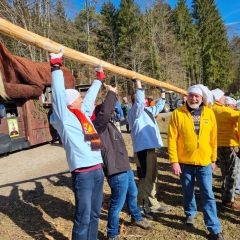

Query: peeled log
left=0, top=17, right=187, bottom=95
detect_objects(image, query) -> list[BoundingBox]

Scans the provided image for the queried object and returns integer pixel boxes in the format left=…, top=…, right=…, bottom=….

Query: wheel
left=162, top=103, right=170, bottom=113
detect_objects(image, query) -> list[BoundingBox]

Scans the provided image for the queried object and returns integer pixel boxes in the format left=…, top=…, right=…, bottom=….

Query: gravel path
left=0, top=143, right=68, bottom=204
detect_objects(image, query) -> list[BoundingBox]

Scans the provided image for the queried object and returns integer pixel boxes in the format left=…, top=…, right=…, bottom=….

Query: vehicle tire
left=162, top=103, right=170, bottom=113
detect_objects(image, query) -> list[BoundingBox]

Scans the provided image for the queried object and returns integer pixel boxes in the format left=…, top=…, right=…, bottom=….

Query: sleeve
left=209, top=110, right=217, bottom=162
left=93, top=91, right=117, bottom=134
left=51, top=70, right=69, bottom=122
left=168, top=111, right=179, bottom=163
left=81, top=80, right=102, bottom=117
left=146, top=98, right=166, bottom=117
left=128, top=89, right=145, bottom=120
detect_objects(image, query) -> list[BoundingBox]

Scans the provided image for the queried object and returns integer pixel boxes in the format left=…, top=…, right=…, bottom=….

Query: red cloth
left=90, top=103, right=98, bottom=121
left=68, top=107, right=103, bottom=150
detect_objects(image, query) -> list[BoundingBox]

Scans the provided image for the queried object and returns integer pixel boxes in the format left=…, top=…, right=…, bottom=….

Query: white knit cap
left=65, top=89, right=80, bottom=106
left=225, top=96, right=237, bottom=105
left=187, top=86, right=202, bottom=96
left=187, top=84, right=214, bottom=107
left=211, top=88, right=224, bottom=102
left=236, top=100, right=240, bottom=110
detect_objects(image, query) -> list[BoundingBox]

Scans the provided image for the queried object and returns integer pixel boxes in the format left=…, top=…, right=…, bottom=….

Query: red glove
left=49, top=49, right=64, bottom=66
left=95, top=63, right=106, bottom=80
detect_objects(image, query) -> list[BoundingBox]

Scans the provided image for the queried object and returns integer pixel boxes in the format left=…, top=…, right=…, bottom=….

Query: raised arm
left=93, top=84, right=119, bottom=134
left=50, top=49, right=69, bottom=122
left=146, top=87, right=166, bottom=117
left=81, top=64, right=106, bottom=117
left=128, top=80, right=145, bottom=120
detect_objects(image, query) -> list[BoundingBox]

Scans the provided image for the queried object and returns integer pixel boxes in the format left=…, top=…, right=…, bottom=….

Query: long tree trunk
left=0, top=17, right=187, bottom=95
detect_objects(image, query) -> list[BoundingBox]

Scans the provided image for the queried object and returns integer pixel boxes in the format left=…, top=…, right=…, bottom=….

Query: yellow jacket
left=238, top=116, right=240, bottom=146
left=168, top=104, right=217, bottom=166
left=212, top=102, right=239, bottom=147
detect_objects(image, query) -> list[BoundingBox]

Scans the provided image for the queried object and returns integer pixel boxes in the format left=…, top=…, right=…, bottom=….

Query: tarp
left=0, top=43, right=76, bottom=99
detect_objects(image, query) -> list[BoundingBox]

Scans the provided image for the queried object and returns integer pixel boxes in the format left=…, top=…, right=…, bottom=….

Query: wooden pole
left=0, top=17, right=187, bottom=95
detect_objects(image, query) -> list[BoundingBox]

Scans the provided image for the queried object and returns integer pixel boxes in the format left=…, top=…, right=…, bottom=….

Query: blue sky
left=169, top=0, right=240, bottom=26
left=73, top=0, right=240, bottom=26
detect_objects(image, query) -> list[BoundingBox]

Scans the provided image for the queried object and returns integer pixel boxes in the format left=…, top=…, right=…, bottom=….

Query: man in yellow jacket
left=168, top=85, right=224, bottom=240
left=211, top=89, right=240, bottom=210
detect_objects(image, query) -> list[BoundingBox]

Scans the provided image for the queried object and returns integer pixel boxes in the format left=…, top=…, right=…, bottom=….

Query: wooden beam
left=0, top=17, right=187, bottom=95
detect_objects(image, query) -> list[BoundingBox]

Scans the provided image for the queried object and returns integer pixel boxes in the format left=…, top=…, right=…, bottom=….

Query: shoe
left=222, top=201, right=240, bottom=210
left=132, top=219, right=152, bottom=230
left=108, top=236, right=120, bottom=240
left=208, top=232, right=225, bottom=240
left=152, top=205, right=171, bottom=213
left=185, top=217, right=195, bottom=228
left=234, top=195, right=240, bottom=201
left=139, top=206, right=158, bottom=220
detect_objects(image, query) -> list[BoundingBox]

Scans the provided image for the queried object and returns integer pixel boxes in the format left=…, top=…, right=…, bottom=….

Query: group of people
left=49, top=50, right=239, bottom=240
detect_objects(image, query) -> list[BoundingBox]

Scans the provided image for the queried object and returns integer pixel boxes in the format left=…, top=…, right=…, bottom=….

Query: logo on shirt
left=204, top=119, right=209, bottom=124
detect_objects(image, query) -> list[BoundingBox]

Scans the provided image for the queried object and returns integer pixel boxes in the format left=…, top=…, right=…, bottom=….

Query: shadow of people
left=0, top=185, right=68, bottom=239
left=47, top=174, right=72, bottom=191
left=21, top=181, right=75, bottom=222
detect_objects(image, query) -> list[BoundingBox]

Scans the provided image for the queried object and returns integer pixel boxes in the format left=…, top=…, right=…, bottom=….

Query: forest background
left=0, top=0, right=240, bottom=100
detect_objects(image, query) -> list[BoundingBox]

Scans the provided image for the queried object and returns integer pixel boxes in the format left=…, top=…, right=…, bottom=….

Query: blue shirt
left=115, top=101, right=123, bottom=120
left=127, top=89, right=165, bottom=152
left=50, top=70, right=103, bottom=172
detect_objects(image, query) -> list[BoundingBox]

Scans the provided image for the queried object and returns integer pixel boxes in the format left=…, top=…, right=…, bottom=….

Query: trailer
left=0, top=42, right=76, bottom=155
left=0, top=94, right=57, bottom=155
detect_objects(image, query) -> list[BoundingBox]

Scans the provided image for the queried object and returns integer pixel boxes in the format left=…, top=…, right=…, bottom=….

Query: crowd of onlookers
left=48, top=49, right=240, bottom=240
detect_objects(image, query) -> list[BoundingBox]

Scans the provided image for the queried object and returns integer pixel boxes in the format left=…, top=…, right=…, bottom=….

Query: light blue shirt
left=50, top=70, right=103, bottom=172
left=127, top=89, right=165, bottom=153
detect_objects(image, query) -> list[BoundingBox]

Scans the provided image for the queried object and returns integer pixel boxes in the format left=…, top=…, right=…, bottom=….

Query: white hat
left=211, top=88, right=224, bottom=102
left=225, top=96, right=237, bottom=105
left=187, top=84, right=214, bottom=107
left=65, top=89, right=80, bottom=106
left=187, top=86, right=202, bottom=96
left=236, top=100, right=240, bottom=110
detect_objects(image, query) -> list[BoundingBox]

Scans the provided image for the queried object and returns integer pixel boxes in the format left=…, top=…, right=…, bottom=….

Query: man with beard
left=168, top=85, right=224, bottom=240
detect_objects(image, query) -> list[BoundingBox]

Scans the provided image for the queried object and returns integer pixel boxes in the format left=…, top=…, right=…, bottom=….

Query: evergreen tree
left=172, top=0, right=200, bottom=87
left=192, top=0, right=233, bottom=88
left=117, top=0, right=145, bottom=72
left=98, top=0, right=119, bottom=85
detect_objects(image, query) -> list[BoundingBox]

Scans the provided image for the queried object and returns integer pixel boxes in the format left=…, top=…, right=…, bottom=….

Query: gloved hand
left=49, top=48, right=64, bottom=66
left=157, top=87, right=166, bottom=93
left=95, top=63, right=106, bottom=80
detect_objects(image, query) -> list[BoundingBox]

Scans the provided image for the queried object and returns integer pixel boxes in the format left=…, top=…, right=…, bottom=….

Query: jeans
left=71, top=168, right=104, bottom=240
left=180, top=164, right=221, bottom=234
left=107, top=170, right=142, bottom=238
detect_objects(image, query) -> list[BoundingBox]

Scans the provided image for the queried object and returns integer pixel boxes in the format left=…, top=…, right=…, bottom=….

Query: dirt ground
left=0, top=113, right=240, bottom=240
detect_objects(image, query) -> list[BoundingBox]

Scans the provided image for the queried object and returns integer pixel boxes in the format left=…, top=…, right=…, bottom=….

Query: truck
left=161, top=90, right=182, bottom=113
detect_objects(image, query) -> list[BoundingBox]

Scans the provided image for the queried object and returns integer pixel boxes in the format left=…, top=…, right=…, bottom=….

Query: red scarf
left=68, top=107, right=103, bottom=150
